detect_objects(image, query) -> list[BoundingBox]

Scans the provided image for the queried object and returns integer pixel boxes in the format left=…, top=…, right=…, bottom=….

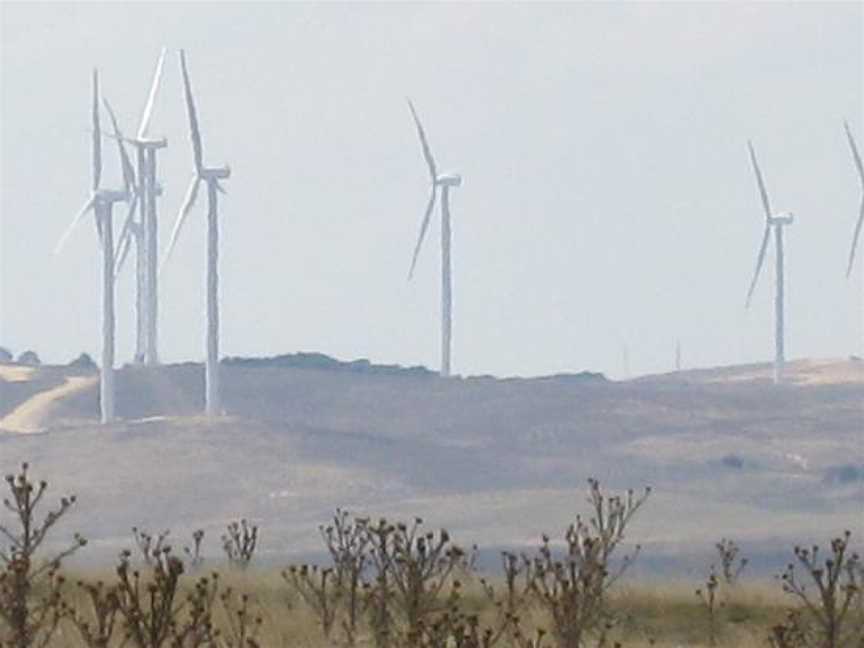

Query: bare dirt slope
left=0, top=357, right=861, bottom=572
left=0, top=375, right=97, bottom=433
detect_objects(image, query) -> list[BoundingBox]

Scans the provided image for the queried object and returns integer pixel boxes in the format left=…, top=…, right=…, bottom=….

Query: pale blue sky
left=1, top=2, right=862, bottom=378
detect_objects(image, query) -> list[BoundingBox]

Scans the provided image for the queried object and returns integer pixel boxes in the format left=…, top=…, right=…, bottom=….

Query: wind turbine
left=55, top=70, right=132, bottom=423
left=843, top=121, right=863, bottom=278
left=114, top=49, right=168, bottom=365
left=406, top=100, right=462, bottom=377
left=744, top=141, right=794, bottom=384
left=163, top=49, right=231, bottom=416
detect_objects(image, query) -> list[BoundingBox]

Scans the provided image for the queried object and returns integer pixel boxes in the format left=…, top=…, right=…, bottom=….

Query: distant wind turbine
left=114, top=49, right=168, bottom=365
left=744, top=141, right=793, bottom=384
left=843, top=121, right=864, bottom=278
left=406, top=100, right=462, bottom=377
left=163, top=49, right=231, bottom=416
left=55, top=70, right=132, bottom=423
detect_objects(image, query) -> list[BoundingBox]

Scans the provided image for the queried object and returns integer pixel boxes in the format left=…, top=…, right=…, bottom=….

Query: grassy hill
left=0, top=355, right=861, bottom=573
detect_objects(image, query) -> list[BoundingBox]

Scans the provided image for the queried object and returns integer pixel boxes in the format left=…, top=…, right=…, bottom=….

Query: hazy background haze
left=1, top=2, right=862, bottom=378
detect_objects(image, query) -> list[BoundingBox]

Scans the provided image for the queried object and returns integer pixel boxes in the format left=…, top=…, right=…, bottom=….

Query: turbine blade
left=93, top=128, right=137, bottom=146
left=92, top=69, right=102, bottom=191
left=747, top=140, right=771, bottom=220
left=745, top=223, right=771, bottom=307
left=179, top=49, right=204, bottom=174
left=215, top=179, right=227, bottom=195
left=162, top=175, right=201, bottom=270
left=114, top=227, right=133, bottom=279
left=55, top=195, right=95, bottom=254
left=95, top=207, right=103, bottom=244
left=102, top=97, right=136, bottom=195
left=844, top=121, right=864, bottom=186
left=846, top=194, right=864, bottom=278
left=407, top=98, right=437, bottom=182
left=137, top=47, right=167, bottom=140
left=408, top=186, right=438, bottom=280
left=114, top=193, right=140, bottom=276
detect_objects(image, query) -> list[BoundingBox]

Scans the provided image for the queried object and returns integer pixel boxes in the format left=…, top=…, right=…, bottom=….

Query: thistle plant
left=112, top=547, right=187, bottom=647
left=216, top=587, right=263, bottom=648
left=68, top=580, right=121, bottom=648
left=715, top=538, right=747, bottom=586
left=0, top=463, right=86, bottom=648
left=522, top=479, right=650, bottom=648
left=695, top=566, right=721, bottom=647
left=321, top=509, right=368, bottom=643
left=778, top=530, right=863, bottom=648
left=479, top=552, right=536, bottom=645
left=221, top=521, right=258, bottom=570
left=183, top=531, right=205, bottom=571
left=131, top=528, right=170, bottom=567
left=361, top=516, right=469, bottom=644
left=283, top=564, right=339, bottom=640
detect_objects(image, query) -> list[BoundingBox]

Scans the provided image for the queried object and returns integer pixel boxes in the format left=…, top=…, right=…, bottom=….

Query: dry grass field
left=40, top=570, right=800, bottom=647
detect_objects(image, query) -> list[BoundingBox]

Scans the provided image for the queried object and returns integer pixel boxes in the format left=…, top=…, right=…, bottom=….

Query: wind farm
left=0, top=4, right=862, bottom=645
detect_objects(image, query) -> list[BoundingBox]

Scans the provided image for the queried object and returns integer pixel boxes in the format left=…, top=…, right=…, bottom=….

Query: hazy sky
left=1, top=2, right=862, bottom=379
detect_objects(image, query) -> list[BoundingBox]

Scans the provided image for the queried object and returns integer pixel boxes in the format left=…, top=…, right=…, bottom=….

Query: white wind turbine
left=55, top=70, right=132, bottom=423
left=163, top=49, right=231, bottom=416
left=744, top=141, right=794, bottom=384
left=406, top=100, right=462, bottom=377
left=114, top=49, right=168, bottom=365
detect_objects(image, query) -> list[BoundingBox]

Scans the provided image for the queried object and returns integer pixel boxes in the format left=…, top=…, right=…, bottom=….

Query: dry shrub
left=521, top=479, right=650, bottom=648
left=776, top=530, right=863, bottom=648
left=0, top=463, right=86, bottom=648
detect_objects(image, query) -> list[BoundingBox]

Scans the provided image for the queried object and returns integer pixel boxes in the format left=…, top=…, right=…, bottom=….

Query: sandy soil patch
left=0, top=365, right=36, bottom=383
left=0, top=375, right=97, bottom=433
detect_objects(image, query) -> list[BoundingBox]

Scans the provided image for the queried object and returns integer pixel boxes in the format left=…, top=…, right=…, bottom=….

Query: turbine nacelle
left=135, top=137, right=168, bottom=150
left=435, top=173, right=462, bottom=187
left=200, top=166, right=231, bottom=181
left=769, top=212, right=794, bottom=226
left=96, top=188, right=130, bottom=205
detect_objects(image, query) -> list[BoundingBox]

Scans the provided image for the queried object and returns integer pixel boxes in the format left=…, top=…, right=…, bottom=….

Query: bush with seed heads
left=184, top=531, right=205, bottom=572
left=0, top=463, right=86, bottom=648
left=221, top=521, right=258, bottom=571
left=777, top=530, right=863, bottom=648
left=132, top=528, right=171, bottom=567
left=715, top=538, right=747, bottom=587
left=521, top=479, right=650, bottom=648
left=361, top=516, right=470, bottom=646
left=695, top=566, right=722, bottom=647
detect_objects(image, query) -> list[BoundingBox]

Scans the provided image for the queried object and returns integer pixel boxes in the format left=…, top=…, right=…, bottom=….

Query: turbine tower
left=120, top=49, right=168, bottom=365
left=406, top=100, right=462, bottom=377
left=111, top=50, right=168, bottom=365
left=55, top=71, right=132, bottom=423
left=744, top=141, right=794, bottom=384
left=163, top=49, right=231, bottom=416
left=843, top=121, right=863, bottom=279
